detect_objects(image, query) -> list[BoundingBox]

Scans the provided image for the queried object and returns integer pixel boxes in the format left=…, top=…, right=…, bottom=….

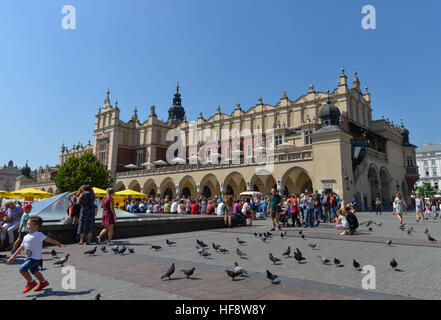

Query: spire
left=257, top=97, right=263, bottom=105
left=132, top=106, right=138, bottom=122
left=103, top=89, right=112, bottom=108
left=168, top=82, right=186, bottom=123
left=363, top=85, right=371, bottom=102
left=150, top=105, right=157, bottom=118
left=309, top=84, right=315, bottom=93
left=352, top=71, right=361, bottom=91
left=338, top=66, right=348, bottom=87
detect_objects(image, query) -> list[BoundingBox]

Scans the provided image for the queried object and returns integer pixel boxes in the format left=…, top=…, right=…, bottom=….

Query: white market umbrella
left=171, top=157, right=186, bottom=164
left=154, top=160, right=168, bottom=166
left=124, top=164, right=138, bottom=169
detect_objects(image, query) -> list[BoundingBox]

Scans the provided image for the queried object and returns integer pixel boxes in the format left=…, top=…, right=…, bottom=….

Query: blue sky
left=0, top=0, right=440, bottom=169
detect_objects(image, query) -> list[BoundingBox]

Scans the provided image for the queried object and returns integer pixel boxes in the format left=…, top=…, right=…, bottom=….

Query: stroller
left=279, top=204, right=291, bottom=227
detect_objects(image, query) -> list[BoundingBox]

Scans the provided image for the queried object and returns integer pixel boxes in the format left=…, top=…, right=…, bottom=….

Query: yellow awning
left=9, top=188, right=54, bottom=200
left=93, top=187, right=107, bottom=197
left=114, top=189, right=147, bottom=199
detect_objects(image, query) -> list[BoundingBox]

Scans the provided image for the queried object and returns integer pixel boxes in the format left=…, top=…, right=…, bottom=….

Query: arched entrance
left=380, top=168, right=391, bottom=208
left=223, top=172, right=246, bottom=196
left=143, top=179, right=157, bottom=197
left=200, top=174, right=220, bottom=199
left=281, top=167, right=313, bottom=195
left=128, top=180, right=141, bottom=192
left=115, top=182, right=126, bottom=192
left=160, top=178, right=176, bottom=200
left=179, top=176, right=197, bottom=198
left=368, top=165, right=380, bottom=209
left=250, top=174, right=277, bottom=196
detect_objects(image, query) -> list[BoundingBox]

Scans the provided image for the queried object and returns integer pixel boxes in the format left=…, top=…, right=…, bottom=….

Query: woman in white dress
left=394, top=192, right=407, bottom=225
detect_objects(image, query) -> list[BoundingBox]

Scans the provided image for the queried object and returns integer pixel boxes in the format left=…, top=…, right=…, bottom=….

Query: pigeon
left=212, top=243, right=220, bottom=251
left=390, top=258, right=398, bottom=271
left=161, top=263, right=175, bottom=280
left=181, top=267, right=195, bottom=279
left=333, top=258, right=341, bottom=267
left=399, top=224, right=405, bottom=231
left=295, top=248, right=303, bottom=256
left=386, top=240, right=392, bottom=246
left=201, top=249, right=211, bottom=258
left=51, top=249, right=57, bottom=257
left=197, top=240, right=208, bottom=248
left=353, top=259, right=360, bottom=271
left=258, top=233, right=263, bottom=238
left=84, top=246, right=97, bottom=255
left=112, top=246, right=119, bottom=254
left=368, top=227, right=373, bottom=232
left=294, top=251, right=306, bottom=264
left=254, top=233, right=258, bottom=237
left=118, top=246, right=127, bottom=255
left=53, top=254, right=70, bottom=267
left=298, top=230, right=303, bottom=235
left=266, top=270, right=278, bottom=283
left=424, top=228, right=429, bottom=235
left=166, top=239, right=176, bottom=246
left=219, top=247, right=229, bottom=254
left=375, top=222, right=382, bottom=227
left=406, top=229, right=411, bottom=235
left=225, top=270, right=241, bottom=281
left=266, top=232, right=273, bottom=237
left=269, top=253, right=281, bottom=265
left=261, top=236, right=267, bottom=243
left=233, top=262, right=248, bottom=276
left=319, top=256, right=330, bottom=265
left=95, top=294, right=101, bottom=300
left=236, top=237, right=246, bottom=245
left=282, top=246, right=291, bottom=257
left=196, top=247, right=204, bottom=255
left=151, top=245, right=162, bottom=251
left=101, top=246, right=107, bottom=253
left=280, top=231, right=287, bottom=239
left=410, top=226, right=414, bottom=232
left=308, top=243, right=317, bottom=250
left=428, top=234, right=437, bottom=242
left=236, top=248, right=246, bottom=258
left=128, top=248, right=135, bottom=254
left=301, top=234, right=305, bottom=240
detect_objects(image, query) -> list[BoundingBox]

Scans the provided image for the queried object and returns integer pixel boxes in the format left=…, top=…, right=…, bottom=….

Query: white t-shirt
left=22, top=231, right=47, bottom=260
left=337, top=215, right=349, bottom=228
left=242, top=203, right=250, bottom=214
left=217, top=202, right=226, bottom=216
left=171, top=201, right=179, bottom=213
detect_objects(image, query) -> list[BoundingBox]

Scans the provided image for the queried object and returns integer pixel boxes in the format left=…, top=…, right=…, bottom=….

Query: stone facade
left=89, top=69, right=418, bottom=210
left=416, top=143, right=441, bottom=191
left=0, top=161, right=22, bottom=191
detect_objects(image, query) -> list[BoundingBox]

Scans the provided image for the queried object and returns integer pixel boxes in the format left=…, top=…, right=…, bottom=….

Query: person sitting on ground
left=335, top=209, right=349, bottom=235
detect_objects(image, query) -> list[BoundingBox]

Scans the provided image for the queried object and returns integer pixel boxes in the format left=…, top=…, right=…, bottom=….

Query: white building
left=416, top=143, right=441, bottom=190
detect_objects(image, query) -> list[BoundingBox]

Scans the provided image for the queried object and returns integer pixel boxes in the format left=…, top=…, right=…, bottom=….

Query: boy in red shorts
left=7, top=216, right=65, bottom=293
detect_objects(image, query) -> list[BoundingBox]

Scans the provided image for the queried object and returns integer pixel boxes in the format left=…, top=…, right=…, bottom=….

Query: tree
left=416, top=182, right=436, bottom=198
left=54, top=152, right=113, bottom=193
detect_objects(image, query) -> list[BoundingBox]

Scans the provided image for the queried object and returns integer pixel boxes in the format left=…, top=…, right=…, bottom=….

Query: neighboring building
left=416, top=143, right=441, bottom=191
left=0, top=160, right=22, bottom=191
left=16, top=164, right=59, bottom=194
left=60, top=141, right=93, bottom=165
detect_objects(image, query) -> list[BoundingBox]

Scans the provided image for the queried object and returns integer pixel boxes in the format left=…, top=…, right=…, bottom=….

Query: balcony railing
left=116, top=150, right=313, bottom=179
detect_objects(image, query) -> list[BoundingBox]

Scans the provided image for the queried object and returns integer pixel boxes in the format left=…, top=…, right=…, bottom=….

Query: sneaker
left=34, top=280, right=49, bottom=292
left=340, top=231, right=347, bottom=235
left=270, top=228, right=275, bottom=231
left=107, top=241, right=115, bottom=246
left=96, top=237, right=101, bottom=244
left=22, top=281, right=37, bottom=294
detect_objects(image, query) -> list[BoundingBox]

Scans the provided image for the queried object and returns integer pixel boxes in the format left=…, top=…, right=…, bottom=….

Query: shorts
left=335, top=224, right=347, bottom=229
left=331, top=208, right=337, bottom=217
left=225, top=207, right=233, bottom=216
left=270, top=208, right=280, bottom=219
left=19, top=258, right=41, bottom=274
left=19, top=232, right=28, bottom=239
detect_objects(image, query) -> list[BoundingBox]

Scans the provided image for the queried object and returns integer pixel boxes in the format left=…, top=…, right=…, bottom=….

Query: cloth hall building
left=20, top=69, right=419, bottom=210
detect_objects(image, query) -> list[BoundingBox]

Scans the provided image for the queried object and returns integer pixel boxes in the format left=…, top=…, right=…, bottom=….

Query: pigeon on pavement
left=266, top=270, right=278, bottom=283
left=53, top=254, right=70, bottom=267
left=161, top=263, right=175, bottom=280
left=181, top=267, right=195, bottom=279
left=84, top=246, right=97, bottom=255
left=236, top=248, right=246, bottom=259
left=269, top=253, right=281, bottom=265
left=225, top=270, right=241, bottom=281
left=166, top=239, right=176, bottom=246
left=353, top=259, right=360, bottom=271
left=282, top=246, right=291, bottom=257
left=390, top=258, right=398, bottom=271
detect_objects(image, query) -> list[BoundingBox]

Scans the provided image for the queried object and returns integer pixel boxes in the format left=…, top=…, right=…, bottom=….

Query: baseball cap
left=23, top=204, right=32, bottom=211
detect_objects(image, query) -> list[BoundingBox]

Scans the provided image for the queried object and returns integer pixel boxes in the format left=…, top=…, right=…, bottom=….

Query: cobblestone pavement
left=1, top=211, right=440, bottom=300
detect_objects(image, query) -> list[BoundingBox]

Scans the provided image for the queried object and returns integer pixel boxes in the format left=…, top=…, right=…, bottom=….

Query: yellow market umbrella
left=93, top=187, right=107, bottom=198
left=10, top=188, right=54, bottom=201
left=114, top=189, right=147, bottom=199
left=0, top=190, right=11, bottom=197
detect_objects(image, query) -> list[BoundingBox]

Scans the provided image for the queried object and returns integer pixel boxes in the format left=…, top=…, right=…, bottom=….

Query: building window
left=435, top=183, right=439, bottom=190
left=98, top=144, right=106, bottom=164
left=425, top=168, right=430, bottom=177
left=433, top=168, right=438, bottom=177
left=226, top=147, right=231, bottom=160
left=275, top=135, right=283, bottom=147
left=432, top=159, right=436, bottom=166
left=424, top=160, right=428, bottom=166
left=304, top=131, right=313, bottom=145
left=137, top=151, right=143, bottom=167
left=207, top=150, right=211, bottom=162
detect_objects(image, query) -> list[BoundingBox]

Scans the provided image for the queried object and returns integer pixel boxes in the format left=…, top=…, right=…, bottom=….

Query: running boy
left=7, top=216, right=65, bottom=293
left=10, top=204, right=32, bottom=254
